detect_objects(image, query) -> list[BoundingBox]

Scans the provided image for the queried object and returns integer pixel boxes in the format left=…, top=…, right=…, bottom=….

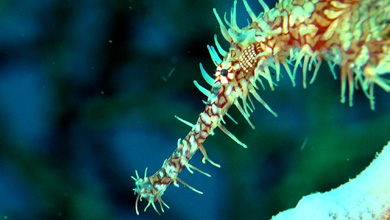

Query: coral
left=271, top=141, right=390, bottom=220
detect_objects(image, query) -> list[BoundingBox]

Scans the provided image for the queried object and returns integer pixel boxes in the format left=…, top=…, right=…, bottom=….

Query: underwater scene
left=0, top=0, right=389, bottom=219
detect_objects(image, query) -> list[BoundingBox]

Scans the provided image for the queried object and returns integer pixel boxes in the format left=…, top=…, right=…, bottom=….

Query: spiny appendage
left=131, top=168, right=170, bottom=215
left=195, top=66, right=269, bottom=149
left=132, top=99, right=236, bottom=214
left=220, top=0, right=389, bottom=110
left=280, top=0, right=390, bottom=109
left=132, top=58, right=264, bottom=215
left=250, top=0, right=390, bottom=109
left=209, top=8, right=282, bottom=125
left=196, top=61, right=260, bottom=150
left=310, top=0, right=390, bottom=109
left=211, top=0, right=303, bottom=119
left=131, top=138, right=214, bottom=215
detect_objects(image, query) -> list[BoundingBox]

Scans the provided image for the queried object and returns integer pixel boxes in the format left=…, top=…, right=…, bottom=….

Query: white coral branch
left=272, top=141, right=390, bottom=220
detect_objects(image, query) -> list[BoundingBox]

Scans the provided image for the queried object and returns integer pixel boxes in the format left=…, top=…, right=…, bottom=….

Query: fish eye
left=221, top=68, right=228, bottom=76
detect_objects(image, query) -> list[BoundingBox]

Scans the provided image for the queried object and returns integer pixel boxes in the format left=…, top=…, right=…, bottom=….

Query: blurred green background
left=0, top=0, right=389, bottom=219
